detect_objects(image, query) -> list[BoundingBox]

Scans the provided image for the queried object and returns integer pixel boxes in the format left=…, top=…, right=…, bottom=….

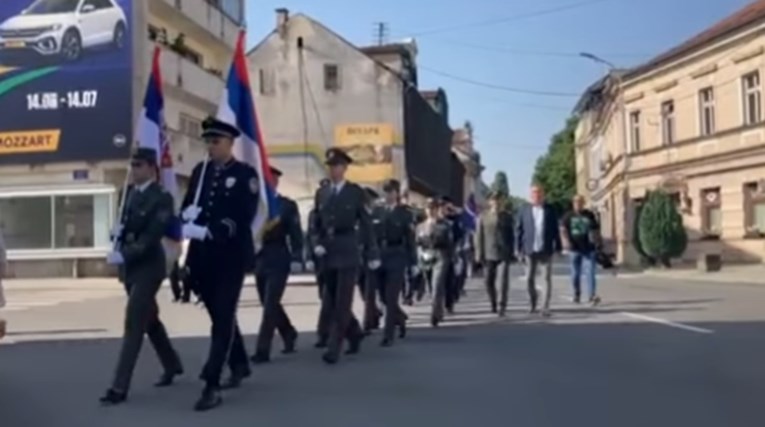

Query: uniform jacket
left=371, top=204, right=418, bottom=267
left=118, top=182, right=173, bottom=285
left=310, top=181, right=379, bottom=269
left=516, top=203, right=562, bottom=257
left=475, top=209, right=516, bottom=262
left=256, top=194, right=304, bottom=272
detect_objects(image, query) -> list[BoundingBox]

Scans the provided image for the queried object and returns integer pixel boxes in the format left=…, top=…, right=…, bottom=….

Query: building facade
left=0, top=0, right=242, bottom=277
left=247, top=10, right=454, bottom=220
left=577, top=1, right=765, bottom=265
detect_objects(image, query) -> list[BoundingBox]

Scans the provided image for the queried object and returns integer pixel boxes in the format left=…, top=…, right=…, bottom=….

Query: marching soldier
left=361, top=186, right=383, bottom=333
left=475, top=191, right=516, bottom=316
left=180, top=117, right=258, bottom=412
left=251, top=166, right=303, bottom=364
left=101, top=147, right=183, bottom=405
left=370, top=179, right=417, bottom=346
left=417, top=197, right=456, bottom=327
left=309, top=178, right=330, bottom=301
left=310, top=148, right=380, bottom=364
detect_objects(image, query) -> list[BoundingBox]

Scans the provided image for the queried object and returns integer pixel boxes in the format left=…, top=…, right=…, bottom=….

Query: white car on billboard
left=0, top=0, right=127, bottom=63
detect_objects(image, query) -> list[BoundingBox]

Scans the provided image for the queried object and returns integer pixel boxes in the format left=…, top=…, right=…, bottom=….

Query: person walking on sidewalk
left=516, top=184, right=562, bottom=317
left=475, top=191, right=516, bottom=317
left=560, top=195, right=602, bottom=306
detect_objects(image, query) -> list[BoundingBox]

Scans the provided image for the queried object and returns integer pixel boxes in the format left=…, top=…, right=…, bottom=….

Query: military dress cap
left=325, top=147, right=353, bottom=165
left=270, top=166, right=283, bottom=177
left=131, top=147, right=158, bottom=165
left=201, top=116, right=241, bottom=139
left=383, top=179, right=401, bottom=192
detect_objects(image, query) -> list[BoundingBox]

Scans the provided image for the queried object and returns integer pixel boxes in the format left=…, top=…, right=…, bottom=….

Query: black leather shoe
left=154, top=368, right=183, bottom=388
left=380, top=338, right=393, bottom=347
left=194, top=387, right=222, bottom=412
left=99, top=389, right=127, bottom=406
left=282, top=334, right=297, bottom=354
left=221, top=369, right=251, bottom=390
left=398, top=322, right=407, bottom=339
left=430, top=316, right=440, bottom=328
left=250, top=352, right=271, bottom=365
left=321, top=352, right=338, bottom=365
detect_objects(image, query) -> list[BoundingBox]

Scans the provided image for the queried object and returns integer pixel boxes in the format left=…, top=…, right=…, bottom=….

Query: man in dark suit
left=251, top=166, right=303, bottom=364
left=516, top=184, right=562, bottom=317
left=310, top=148, right=380, bottom=364
left=100, top=147, right=183, bottom=405
left=474, top=191, right=516, bottom=316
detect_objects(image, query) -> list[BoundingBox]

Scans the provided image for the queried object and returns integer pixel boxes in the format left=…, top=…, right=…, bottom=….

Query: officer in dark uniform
left=310, top=148, right=380, bottom=364
left=361, top=186, right=383, bottom=333
left=309, top=178, right=330, bottom=301
left=180, top=117, right=259, bottom=412
left=100, top=147, right=183, bottom=405
left=442, top=197, right=465, bottom=313
left=251, top=166, right=303, bottom=364
left=370, top=179, right=417, bottom=346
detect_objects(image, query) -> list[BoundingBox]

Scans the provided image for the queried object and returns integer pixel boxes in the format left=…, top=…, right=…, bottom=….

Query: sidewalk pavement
left=618, top=264, right=765, bottom=285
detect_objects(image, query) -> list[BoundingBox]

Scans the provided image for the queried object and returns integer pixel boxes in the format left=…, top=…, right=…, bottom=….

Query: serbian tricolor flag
left=216, top=31, right=279, bottom=249
left=137, top=46, right=178, bottom=199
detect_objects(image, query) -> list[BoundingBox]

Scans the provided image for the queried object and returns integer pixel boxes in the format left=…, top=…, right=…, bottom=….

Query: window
left=699, top=87, right=715, bottom=136
left=744, top=182, right=765, bottom=236
left=179, top=114, right=202, bottom=138
left=324, top=64, right=340, bottom=91
left=258, top=68, right=275, bottom=96
left=661, top=100, right=675, bottom=145
left=629, top=110, right=641, bottom=152
left=0, top=193, right=112, bottom=251
left=701, top=188, right=721, bottom=236
left=742, top=71, right=761, bottom=125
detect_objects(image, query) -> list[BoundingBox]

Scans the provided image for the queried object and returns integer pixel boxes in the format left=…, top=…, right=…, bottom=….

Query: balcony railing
left=157, top=0, right=241, bottom=48
left=151, top=45, right=224, bottom=106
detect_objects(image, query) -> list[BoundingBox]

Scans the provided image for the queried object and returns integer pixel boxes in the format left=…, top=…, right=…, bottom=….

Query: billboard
left=334, top=123, right=394, bottom=183
left=0, top=0, right=132, bottom=164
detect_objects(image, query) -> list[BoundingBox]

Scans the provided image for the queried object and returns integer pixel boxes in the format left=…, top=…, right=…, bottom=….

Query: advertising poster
left=334, top=123, right=395, bottom=183
left=0, top=0, right=132, bottom=164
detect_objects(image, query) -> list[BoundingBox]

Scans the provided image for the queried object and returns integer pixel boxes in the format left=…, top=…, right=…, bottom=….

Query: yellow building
left=0, top=0, right=242, bottom=277
left=576, top=1, right=765, bottom=265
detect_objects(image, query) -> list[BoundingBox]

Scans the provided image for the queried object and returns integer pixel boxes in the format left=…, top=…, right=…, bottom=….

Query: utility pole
left=373, top=22, right=389, bottom=46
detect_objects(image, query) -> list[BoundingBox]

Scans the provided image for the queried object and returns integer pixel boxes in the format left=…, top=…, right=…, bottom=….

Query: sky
left=246, top=0, right=753, bottom=198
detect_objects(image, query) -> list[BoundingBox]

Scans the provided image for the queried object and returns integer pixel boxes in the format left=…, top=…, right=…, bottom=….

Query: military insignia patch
left=225, top=177, right=237, bottom=188
left=249, top=176, right=259, bottom=194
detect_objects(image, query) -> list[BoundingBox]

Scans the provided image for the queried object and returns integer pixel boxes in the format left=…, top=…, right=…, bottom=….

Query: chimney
left=276, top=8, right=289, bottom=37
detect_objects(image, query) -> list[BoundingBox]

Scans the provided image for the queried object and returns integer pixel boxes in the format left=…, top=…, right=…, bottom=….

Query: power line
left=407, top=0, right=616, bottom=37
left=418, top=64, right=580, bottom=97
left=429, top=38, right=651, bottom=60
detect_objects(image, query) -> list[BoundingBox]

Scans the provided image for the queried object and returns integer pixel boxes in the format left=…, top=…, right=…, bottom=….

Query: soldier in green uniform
left=310, top=148, right=380, bottom=364
left=370, top=179, right=417, bottom=346
left=100, top=147, right=183, bottom=405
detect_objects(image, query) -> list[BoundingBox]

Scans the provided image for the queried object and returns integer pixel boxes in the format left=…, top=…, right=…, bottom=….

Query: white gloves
left=314, top=245, right=327, bottom=257
left=182, top=205, right=202, bottom=222
left=182, top=224, right=209, bottom=241
left=368, top=259, right=382, bottom=270
left=106, top=251, right=124, bottom=265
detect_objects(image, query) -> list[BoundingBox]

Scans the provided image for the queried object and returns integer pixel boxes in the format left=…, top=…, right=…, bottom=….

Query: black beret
left=201, top=116, right=241, bottom=139
left=325, top=148, right=352, bottom=165
left=131, top=147, right=158, bottom=165
left=270, top=166, right=283, bottom=177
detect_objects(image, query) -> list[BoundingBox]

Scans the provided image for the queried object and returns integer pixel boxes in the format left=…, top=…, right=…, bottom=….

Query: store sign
left=334, top=123, right=395, bottom=183
left=0, top=0, right=133, bottom=164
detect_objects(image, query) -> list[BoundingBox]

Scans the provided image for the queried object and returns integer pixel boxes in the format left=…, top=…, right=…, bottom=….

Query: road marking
left=619, top=312, right=714, bottom=335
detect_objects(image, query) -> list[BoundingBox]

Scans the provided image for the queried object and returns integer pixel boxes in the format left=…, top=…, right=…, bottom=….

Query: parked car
left=0, top=0, right=127, bottom=63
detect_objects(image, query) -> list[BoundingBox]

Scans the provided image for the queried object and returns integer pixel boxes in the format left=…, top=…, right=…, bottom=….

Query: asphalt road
left=0, top=268, right=763, bottom=427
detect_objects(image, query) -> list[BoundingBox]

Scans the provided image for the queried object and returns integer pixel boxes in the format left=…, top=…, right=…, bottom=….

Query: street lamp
left=581, top=52, right=633, bottom=263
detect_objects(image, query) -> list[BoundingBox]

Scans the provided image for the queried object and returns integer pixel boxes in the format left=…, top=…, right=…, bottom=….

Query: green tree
left=638, top=190, right=688, bottom=267
left=533, top=117, right=578, bottom=211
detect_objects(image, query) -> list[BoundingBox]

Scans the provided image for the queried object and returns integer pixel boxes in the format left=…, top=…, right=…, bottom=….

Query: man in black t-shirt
left=560, top=195, right=602, bottom=305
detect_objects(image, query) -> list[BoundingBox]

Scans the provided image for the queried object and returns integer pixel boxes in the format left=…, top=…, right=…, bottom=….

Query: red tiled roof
left=626, top=0, right=765, bottom=80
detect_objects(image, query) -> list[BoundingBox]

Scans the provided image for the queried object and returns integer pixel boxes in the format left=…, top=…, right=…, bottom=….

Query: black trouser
left=320, top=267, right=363, bottom=359
left=444, top=264, right=458, bottom=312
left=371, top=259, right=407, bottom=342
left=360, top=268, right=382, bottom=330
left=255, top=261, right=296, bottom=356
left=198, top=272, right=249, bottom=388
left=484, top=260, right=511, bottom=312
